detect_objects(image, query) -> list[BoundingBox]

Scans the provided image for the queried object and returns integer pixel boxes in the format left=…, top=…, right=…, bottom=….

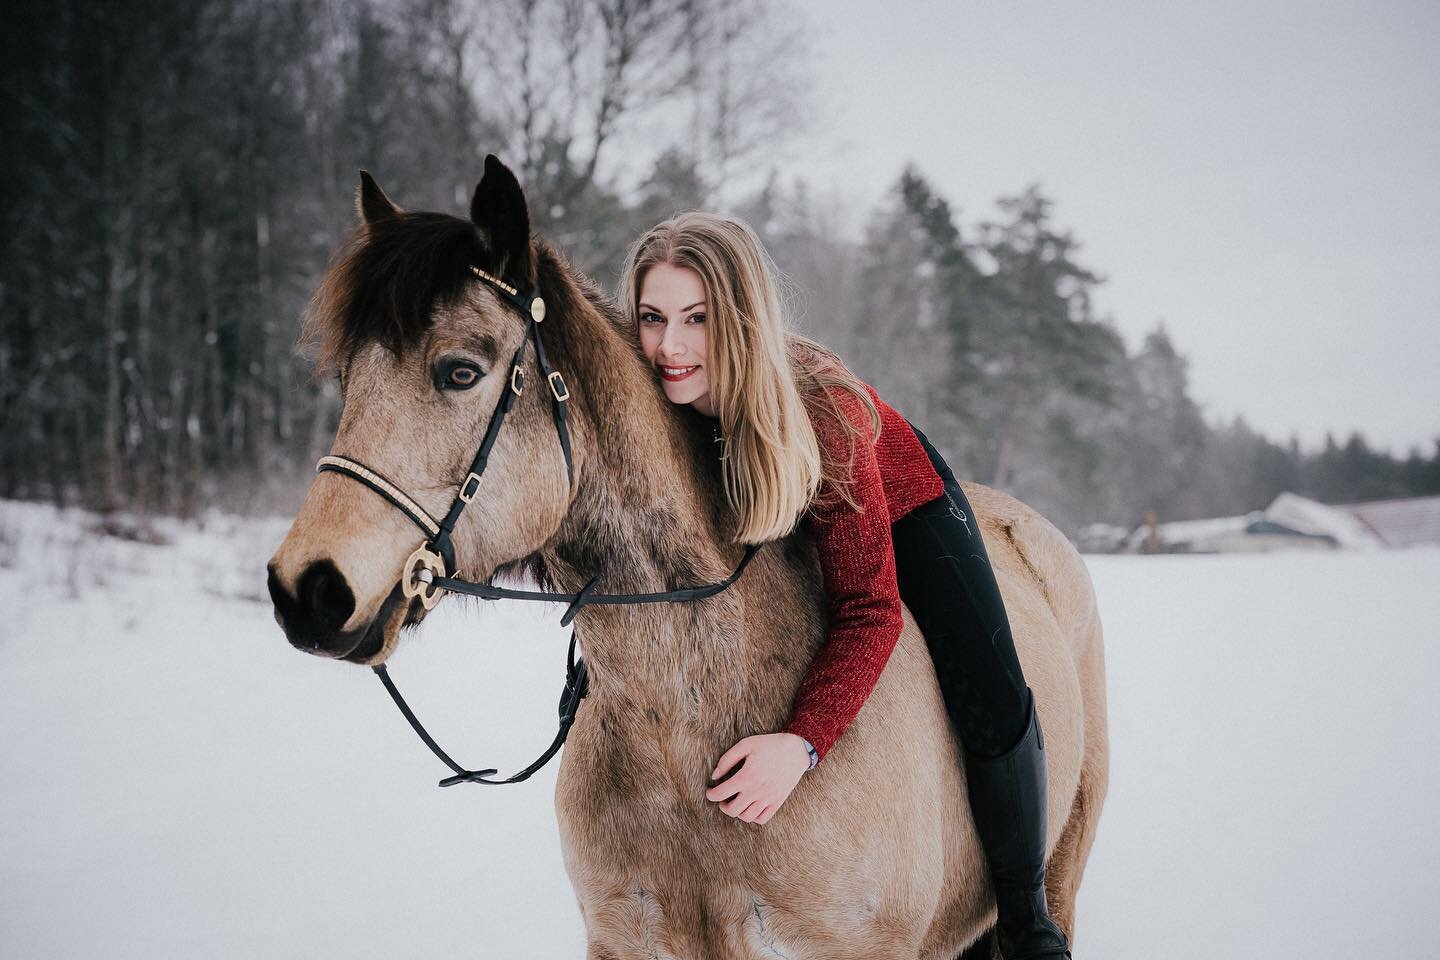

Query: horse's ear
left=356, top=170, right=402, bottom=224
left=470, top=155, right=533, bottom=282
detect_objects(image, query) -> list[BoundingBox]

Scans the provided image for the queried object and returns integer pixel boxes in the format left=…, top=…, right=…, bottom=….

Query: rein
left=317, top=263, right=759, bottom=788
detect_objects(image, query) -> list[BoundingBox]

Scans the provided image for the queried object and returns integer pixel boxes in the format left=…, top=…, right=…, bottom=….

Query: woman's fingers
left=737, top=798, right=765, bottom=822
left=723, top=788, right=786, bottom=820
left=715, top=791, right=784, bottom=824
left=721, top=787, right=771, bottom=817
left=711, top=739, right=751, bottom=780
left=706, top=774, right=748, bottom=803
left=719, top=791, right=750, bottom=815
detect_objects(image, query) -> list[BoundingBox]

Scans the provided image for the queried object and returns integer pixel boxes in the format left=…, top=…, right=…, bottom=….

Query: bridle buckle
left=458, top=471, right=482, bottom=503
left=548, top=371, right=570, bottom=402
left=401, top=545, right=447, bottom=610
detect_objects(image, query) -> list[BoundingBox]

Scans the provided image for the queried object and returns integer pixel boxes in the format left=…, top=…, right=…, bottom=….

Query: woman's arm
left=703, top=388, right=902, bottom=824
left=778, top=390, right=903, bottom=762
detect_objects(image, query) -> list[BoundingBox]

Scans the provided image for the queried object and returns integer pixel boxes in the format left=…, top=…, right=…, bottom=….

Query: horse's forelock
left=299, top=212, right=633, bottom=410
left=301, top=211, right=490, bottom=372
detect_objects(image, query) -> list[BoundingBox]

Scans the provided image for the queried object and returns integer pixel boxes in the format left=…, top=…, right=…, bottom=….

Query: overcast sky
left=779, top=0, right=1439, bottom=456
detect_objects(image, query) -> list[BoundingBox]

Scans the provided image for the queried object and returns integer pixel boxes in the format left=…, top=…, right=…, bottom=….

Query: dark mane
left=300, top=211, right=496, bottom=372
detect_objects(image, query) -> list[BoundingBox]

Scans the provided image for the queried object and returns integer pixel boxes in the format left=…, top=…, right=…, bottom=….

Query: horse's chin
left=341, top=582, right=422, bottom=665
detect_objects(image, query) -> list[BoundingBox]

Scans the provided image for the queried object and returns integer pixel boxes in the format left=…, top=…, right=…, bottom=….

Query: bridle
left=320, top=265, right=572, bottom=599
left=315, top=263, right=759, bottom=788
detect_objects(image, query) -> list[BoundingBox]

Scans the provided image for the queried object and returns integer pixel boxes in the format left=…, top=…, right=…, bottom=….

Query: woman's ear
left=469, top=155, right=534, bottom=284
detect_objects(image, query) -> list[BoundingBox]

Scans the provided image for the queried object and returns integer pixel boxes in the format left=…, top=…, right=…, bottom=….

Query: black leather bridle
left=316, top=264, right=759, bottom=787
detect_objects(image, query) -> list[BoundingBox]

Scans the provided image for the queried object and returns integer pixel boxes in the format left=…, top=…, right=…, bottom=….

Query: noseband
left=315, top=264, right=759, bottom=788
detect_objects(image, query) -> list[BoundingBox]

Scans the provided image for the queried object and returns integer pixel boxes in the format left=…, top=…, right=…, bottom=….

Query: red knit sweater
left=777, top=382, right=945, bottom=761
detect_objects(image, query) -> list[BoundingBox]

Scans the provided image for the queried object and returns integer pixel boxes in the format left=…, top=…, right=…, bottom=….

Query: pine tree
left=968, top=185, right=1123, bottom=502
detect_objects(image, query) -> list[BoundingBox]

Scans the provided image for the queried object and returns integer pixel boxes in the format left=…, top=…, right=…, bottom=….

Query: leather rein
left=316, top=264, right=759, bottom=788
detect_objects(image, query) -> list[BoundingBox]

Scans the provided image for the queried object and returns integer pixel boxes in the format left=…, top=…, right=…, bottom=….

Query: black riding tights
left=891, top=422, right=1030, bottom=760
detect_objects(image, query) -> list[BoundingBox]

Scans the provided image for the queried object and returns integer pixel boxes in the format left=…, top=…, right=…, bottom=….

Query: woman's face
left=637, top=261, right=715, bottom=417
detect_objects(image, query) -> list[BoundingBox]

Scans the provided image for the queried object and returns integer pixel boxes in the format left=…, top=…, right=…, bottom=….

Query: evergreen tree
left=841, top=170, right=963, bottom=461
left=967, top=185, right=1124, bottom=505
left=1118, top=325, right=1211, bottom=520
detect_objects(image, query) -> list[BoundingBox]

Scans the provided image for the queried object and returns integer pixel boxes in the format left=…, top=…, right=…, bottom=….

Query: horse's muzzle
left=267, top=557, right=391, bottom=661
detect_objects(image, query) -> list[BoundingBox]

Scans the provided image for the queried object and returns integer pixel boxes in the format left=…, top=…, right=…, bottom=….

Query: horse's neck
left=535, top=267, right=788, bottom=733
left=545, top=413, right=756, bottom=716
left=535, top=251, right=812, bottom=742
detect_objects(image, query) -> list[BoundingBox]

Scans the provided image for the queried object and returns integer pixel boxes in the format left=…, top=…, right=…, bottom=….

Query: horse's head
left=267, top=156, right=592, bottom=664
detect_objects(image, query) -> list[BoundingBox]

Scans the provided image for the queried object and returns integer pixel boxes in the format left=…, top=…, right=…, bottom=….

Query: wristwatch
left=802, top=737, right=819, bottom=770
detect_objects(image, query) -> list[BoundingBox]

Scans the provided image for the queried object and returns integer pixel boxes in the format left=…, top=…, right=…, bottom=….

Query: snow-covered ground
left=2, top=499, right=1436, bottom=958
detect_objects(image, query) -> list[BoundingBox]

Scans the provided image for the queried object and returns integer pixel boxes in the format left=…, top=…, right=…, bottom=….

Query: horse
left=266, top=156, right=1108, bottom=960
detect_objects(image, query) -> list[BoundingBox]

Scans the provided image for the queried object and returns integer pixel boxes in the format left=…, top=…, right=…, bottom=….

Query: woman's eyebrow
left=638, top=300, right=707, bottom=313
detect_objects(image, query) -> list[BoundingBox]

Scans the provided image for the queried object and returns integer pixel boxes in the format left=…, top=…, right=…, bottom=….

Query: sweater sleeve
left=779, top=391, right=904, bottom=762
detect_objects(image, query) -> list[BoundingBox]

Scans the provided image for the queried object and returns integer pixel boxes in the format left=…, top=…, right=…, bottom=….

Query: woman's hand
left=704, top=732, right=811, bottom=825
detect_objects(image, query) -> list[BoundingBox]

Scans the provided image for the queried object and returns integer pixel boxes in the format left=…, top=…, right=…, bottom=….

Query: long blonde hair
left=619, top=212, right=881, bottom=544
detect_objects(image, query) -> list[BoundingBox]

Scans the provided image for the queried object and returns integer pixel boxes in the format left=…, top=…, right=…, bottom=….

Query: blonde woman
left=620, top=212, right=1071, bottom=960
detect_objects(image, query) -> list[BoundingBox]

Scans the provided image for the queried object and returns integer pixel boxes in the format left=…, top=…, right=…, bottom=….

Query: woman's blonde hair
left=619, top=211, right=881, bottom=544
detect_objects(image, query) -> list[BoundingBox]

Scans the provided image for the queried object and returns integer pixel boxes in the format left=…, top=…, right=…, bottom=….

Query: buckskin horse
left=266, top=156, right=1108, bottom=960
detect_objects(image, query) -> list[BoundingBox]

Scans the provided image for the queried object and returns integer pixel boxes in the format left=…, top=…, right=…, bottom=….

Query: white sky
left=776, top=0, right=1440, bottom=456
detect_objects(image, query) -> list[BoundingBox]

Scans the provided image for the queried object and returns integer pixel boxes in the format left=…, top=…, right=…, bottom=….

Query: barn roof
left=1332, top=494, right=1440, bottom=548
left=1113, top=492, right=1440, bottom=553
left=1265, top=492, right=1384, bottom=549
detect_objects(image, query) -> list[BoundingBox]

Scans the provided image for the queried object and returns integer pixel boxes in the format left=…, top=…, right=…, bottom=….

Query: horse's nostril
left=266, top=563, right=288, bottom=600
left=297, top=559, right=356, bottom=634
left=267, top=563, right=298, bottom=627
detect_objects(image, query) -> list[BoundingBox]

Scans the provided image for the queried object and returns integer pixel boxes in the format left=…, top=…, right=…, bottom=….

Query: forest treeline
left=3, top=0, right=1436, bottom=537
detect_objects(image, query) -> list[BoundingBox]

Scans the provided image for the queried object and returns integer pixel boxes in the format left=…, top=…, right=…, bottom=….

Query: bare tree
left=468, top=0, right=809, bottom=218
left=0, top=0, right=813, bottom=514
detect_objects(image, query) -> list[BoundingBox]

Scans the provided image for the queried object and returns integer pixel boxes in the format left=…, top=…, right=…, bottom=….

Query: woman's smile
left=659, top=364, right=700, bottom=381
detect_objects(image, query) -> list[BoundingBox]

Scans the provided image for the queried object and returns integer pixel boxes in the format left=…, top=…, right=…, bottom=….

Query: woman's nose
left=659, top=323, right=687, bottom=357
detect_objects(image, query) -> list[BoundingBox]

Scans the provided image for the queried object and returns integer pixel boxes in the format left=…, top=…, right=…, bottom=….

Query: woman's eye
left=687, top=313, right=706, bottom=324
left=640, top=312, right=663, bottom=324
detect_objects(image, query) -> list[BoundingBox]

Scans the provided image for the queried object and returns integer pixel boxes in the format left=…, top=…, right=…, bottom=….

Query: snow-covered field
left=2, top=499, right=1436, bottom=959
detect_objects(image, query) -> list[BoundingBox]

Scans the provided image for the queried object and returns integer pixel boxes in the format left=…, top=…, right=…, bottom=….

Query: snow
left=2, top=499, right=1436, bottom=958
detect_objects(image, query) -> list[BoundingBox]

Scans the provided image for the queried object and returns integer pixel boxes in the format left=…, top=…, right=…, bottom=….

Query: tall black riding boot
left=964, top=688, right=1072, bottom=959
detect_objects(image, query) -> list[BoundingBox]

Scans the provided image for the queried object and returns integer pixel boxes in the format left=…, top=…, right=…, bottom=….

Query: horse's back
left=854, top=480, right=1110, bottom=959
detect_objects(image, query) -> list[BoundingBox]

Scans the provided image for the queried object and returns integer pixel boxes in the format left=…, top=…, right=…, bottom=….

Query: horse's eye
left=437, top=360, right=483, bottom=391
left=448, top=366, right=479, bottom=388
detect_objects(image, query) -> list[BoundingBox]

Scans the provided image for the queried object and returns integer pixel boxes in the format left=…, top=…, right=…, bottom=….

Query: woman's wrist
left=777, top=730, right=819, bottom=772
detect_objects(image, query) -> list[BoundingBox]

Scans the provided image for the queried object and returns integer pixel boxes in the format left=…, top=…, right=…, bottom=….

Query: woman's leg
left=892, top=422, right=1071, bottom=959
left=892, top=421, right=1029, bottom=756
